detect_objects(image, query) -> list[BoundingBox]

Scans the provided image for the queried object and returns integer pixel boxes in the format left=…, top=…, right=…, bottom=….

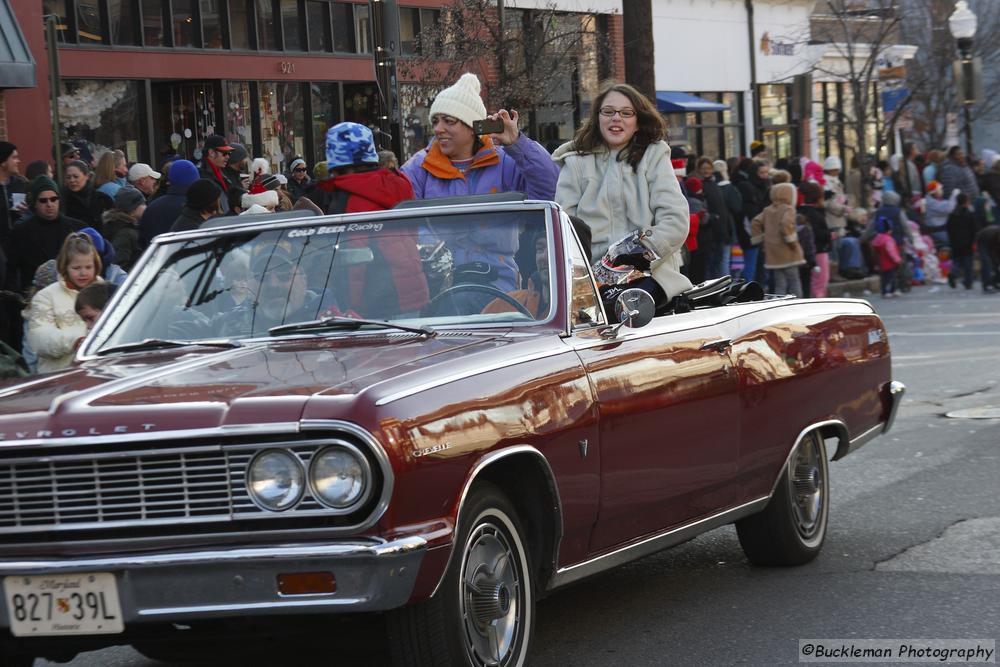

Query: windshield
left=90, top=208, right=554, bottom=350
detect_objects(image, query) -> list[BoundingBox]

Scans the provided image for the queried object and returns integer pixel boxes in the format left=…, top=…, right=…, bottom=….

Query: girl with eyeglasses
left=552, top=82, right=692, bottom=308
left=25, top=233, right=104, bottom=372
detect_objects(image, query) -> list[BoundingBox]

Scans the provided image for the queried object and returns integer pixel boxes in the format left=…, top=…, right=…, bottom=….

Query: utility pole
left=45, top=15, right=63, bottom=187
left=622, top=0, right=656, bottom=101
left=369, top=0, right=402, bottom=158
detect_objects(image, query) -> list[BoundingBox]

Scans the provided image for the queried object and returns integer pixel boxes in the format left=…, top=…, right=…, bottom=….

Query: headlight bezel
left=246, top=448, right=306, bottom=512
left=307, top=441, right=373, bottom=512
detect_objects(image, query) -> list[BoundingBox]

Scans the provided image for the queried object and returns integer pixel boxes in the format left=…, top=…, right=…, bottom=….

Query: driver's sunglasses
left=37, top=196, right=60, bottom=204
left=599, top=107, right=636, bottom=119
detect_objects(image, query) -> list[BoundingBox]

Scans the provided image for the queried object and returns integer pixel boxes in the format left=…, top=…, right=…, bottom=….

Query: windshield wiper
left=268, top=316, right=436, bottom=338
left=96, top=338, right=242, bottom=356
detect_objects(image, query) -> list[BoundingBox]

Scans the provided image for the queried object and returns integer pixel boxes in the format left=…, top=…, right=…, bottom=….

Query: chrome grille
left=0, top=450, right=232, bottom=530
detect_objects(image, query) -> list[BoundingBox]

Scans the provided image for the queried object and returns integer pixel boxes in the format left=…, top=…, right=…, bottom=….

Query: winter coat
left=96, top=180, right=122, bottom=200
left=169, top=207, right=208, bottom=234
left=946, top=207, right=980, bottom=257
left=871, top=232, right=901, bottom=271
left=701, top=178, right=735, bottom=247
left=863, top=203, right=909, bottom=249
left=983, top=170, right=1000, bottom=205
left=199, top=162, right=235, bottom=204
left=287, top=176, right=312, bottom=203
left=750, top=183, right=805, bottom=269
left=735, top=171, right=769, bottom=250
left=0, top=174, right=28, bottom=254
left=823, top=176, right=851, bottom=236
left=796, top=220, right=816, bottom=268
left=797, top=204, right=831, bottom=254
left=938, top=158, right=980, bottom=199
left=26, top=278, right=97, bottom=373
left=304, top=168, right=428, bottom=315
left=924, top=192, right=959, bottom=234
left=5, top=214, right=85, bottom=293
left=976, top=224, right=1000, bottom=266
left=139, top=184, right=189, bottom=247
left=552, top=140, right=692, bottom=300
left=102, top=209, right=142, bottom=271
left=403, top=134, right=559, bottom=202
left=63, top=185, right=112, bottom=234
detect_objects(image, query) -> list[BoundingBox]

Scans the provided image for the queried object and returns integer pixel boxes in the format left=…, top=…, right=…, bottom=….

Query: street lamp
left=948, top=0, right=977, bottom=154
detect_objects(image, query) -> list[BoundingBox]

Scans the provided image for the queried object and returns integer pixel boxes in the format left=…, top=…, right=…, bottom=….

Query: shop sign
left=760, top=32, right=794, bottom=56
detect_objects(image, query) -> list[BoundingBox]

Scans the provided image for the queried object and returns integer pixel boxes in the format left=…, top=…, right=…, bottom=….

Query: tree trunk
left=623, top=0, right=656, bottom=101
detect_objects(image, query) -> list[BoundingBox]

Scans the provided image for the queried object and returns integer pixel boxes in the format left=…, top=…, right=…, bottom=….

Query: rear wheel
left=737, top=431, right=829, bottom=565
left=387, top=482, right=535, bottom=666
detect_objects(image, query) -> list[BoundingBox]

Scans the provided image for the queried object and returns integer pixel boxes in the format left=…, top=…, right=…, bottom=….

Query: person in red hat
left=199, top=135, right=235, bottom=210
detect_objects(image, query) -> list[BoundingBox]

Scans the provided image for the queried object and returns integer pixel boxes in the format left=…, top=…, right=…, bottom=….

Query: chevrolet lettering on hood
left=0, top=424, right=158, bottom=440
left=0, top=198, right=903, bottom=667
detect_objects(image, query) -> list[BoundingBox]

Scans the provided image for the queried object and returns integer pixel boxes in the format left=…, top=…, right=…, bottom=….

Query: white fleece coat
left=552, top=140, right=693, bottom=299
left=26, top=279, right=89, bottom=373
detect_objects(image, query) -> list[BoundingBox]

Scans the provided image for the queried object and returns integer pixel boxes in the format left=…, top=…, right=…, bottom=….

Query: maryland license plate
left=4, top=573, right=124, bottom=636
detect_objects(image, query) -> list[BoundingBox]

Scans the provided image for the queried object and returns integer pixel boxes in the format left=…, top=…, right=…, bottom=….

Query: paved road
left=39, top=286, right=1000, bottom=666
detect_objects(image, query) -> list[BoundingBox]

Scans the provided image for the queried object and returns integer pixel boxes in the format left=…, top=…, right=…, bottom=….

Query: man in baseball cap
left=127, top=163, right=161, bottom=198
left=199, top=135, right=235, bottom=209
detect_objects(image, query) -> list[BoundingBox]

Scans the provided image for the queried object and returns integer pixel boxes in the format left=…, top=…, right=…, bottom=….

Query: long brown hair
left=571, top=82, right=666, bottom=171
left=94, top=150, right=123, bottom=187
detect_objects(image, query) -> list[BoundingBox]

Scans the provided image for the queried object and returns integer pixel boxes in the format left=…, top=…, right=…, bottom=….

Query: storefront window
left=202, top=0, right=223, bottom=48
left=225, top=81, right=253, bottom=149
left=257, top=0, right=278, bottom=50
left=142, top=0, right=164, bottom=46
left=354, top=4, right=370, bottom=53
left=109, top=0, right=139, bottom=45
left=759, top=85, right=789, bottom=126
left=77, top=0, right=104, bottom=44
left=310, top=82, right=341, bottom=164
left=281, top=0, right=301, bottom=51
left=259, top=81, right=306, bottom=172
left=332, top=2, right=355, bottom=52
left=228, top=0, right=250, bottom=48
left=44, top=0, right=71, bottom=44
left=307, top=1, right=330, bottom=52
left=342, top=83, right=378, bottom=126
left=151, top=81, right=220, bottom=162
left=173, top=0, right=195, bottom=47
left=59, top=80, right=143, bottom=161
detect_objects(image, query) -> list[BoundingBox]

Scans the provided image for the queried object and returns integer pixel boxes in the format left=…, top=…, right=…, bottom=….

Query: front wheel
left=736, top=430, right=829, bottom=566
left=387, top=482, right=535, bottom=666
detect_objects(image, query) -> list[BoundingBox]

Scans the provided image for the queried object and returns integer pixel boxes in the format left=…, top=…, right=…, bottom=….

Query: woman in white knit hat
left=401, top=72, right=559, bottom=295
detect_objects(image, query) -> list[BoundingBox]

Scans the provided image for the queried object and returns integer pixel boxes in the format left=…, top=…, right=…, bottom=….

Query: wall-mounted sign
left=760, top=32, right=794, bottom=56
left=279, top=61, right=295, bottom=75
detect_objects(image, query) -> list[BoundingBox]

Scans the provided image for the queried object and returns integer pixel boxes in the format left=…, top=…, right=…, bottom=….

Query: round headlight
left=247, top=450, right=304, bottom=511
left=309, top=446, right=370, bottom=509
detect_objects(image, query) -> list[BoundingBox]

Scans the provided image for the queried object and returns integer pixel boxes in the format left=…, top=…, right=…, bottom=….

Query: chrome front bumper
left=0, top=537, right=426, bottom=627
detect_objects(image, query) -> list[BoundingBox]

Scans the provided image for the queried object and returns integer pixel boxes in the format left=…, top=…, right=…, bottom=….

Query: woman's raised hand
left=488, top=109, right=520, bottom=146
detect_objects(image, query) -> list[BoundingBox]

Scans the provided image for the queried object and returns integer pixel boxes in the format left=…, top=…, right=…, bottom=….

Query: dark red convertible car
left=0, top=198, right=902, bottom=666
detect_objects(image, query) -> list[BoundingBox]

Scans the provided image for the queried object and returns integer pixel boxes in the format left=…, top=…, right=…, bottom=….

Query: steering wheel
left=423, top=283, right=534, bottom=318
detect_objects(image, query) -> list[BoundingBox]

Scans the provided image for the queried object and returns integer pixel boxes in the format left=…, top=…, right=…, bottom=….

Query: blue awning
left=0, top=0, right=36, bottom=88
left=656, top=91, right=729, bottom=113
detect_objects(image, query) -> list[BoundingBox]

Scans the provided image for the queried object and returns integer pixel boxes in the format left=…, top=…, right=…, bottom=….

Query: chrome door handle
left=700, top=339, right=732, bottom=353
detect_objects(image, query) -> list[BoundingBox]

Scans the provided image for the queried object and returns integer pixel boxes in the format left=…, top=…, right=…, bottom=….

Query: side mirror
left=600, top=287, right=655, bottom=338
left=614, top=288, right=656, bottom=329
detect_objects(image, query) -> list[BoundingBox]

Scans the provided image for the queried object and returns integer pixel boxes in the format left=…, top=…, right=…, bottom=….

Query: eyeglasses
left=293, top=168, right=307, bottom=173
left=37, top=196, right=59, bottom=204
left=599, top=107, right=636, bottom=119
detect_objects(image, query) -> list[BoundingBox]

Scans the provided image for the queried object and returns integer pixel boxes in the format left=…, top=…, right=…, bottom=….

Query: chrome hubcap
left=462, top=523, right=521, bottom=667
left=789, top=435, right=825, bottom=538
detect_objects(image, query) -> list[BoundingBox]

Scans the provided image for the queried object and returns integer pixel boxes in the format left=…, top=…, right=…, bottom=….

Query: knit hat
left=241, top=189, right=279, bottom=210
left=168, top=159, right=200, bottom=191
left=0, top=141, right=15, bottom=163
left=185, top=178, right=222, bottom=211
left=712, top=159, right=729, bottom=181
left=325, top=122, right=379, bottom=169
left=29, top=175, right=60, bottom=205
left=671, top=158, right=687, bottom=178
left=240, top=203, right=272, bottom=216
left=259, top=174, right=282, bottom=191
left=313, top=161, right=329, bottom=180
left=429, top=73, right=487, bottom=129
left=750, top=140, right=766, bottom=156
left=289, top=158, right=307, bottom=172
left=114, top=185, right=146, bottom=213
left=32, top=259, right=59, bottom=293
left=882, top=190, right=901, bottom=207
left=926, top=179, right=943, bottom=195
left=229, top=143, right=249, bottom=165
left=800, top=181, right=824, bottom=204
left=72, top=139, right=94, bottom=165
left=79, top=227, right=108, bottom=257
left=823, top=155, right=842, bottom=171
left=685, top=176, right=703, bottom=195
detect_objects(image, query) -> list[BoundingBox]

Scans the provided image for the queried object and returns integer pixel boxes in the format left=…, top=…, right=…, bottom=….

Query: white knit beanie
left=241, top=190, right=279, bottom=210
left=712, top=159, right=729, bottom=181
left=429, top=73, right=487, bottom=128
left=823, top=155, right=842, bottom=172
left=251, top=157, right=271, bottom=176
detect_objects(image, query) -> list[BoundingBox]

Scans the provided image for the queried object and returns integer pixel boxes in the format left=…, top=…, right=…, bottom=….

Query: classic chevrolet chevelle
left=0, top=198, right=903, bottom=666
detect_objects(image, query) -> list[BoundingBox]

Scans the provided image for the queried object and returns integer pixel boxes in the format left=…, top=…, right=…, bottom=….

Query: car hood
left=0, top=332, right=512, bottom=444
